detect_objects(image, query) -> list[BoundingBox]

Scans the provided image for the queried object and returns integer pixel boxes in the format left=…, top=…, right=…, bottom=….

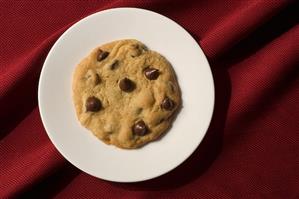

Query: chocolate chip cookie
left=72, top=39, right=181, bottom=149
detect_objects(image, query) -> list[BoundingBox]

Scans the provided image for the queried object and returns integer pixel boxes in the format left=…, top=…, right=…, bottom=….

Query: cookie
left=72, top=39, right=181, bottom=149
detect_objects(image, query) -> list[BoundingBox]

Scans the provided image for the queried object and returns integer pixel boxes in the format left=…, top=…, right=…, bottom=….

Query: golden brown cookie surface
left=72, top=39, right=181, bottom=149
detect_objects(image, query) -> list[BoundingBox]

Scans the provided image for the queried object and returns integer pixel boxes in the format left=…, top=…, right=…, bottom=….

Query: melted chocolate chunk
left=144, top=68, right=159, bottom=80
left=161, top=97, right=175, bottom=111
left=132, top=120, right=148, bottom=136
left=97, top=49, right=109, bottom=61
left=119, top=78, right=135, bottom=92
left=86, top=96, right=102, bottom=112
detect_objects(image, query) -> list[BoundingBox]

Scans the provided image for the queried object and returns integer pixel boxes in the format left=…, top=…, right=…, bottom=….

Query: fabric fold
left=0, top=0, right=298, bottom=198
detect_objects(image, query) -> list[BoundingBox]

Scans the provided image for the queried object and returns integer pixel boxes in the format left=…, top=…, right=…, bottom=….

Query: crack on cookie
left=135, top=107, right=143, bottom=115
left=109, top=59, right=119, bottom=70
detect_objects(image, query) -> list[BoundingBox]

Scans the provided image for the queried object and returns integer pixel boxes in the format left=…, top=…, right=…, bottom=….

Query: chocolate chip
left=97, top=49, right=109, bottom=61
left=110, top=60, right=119, bottom=70
left=144, top=67, right=160, bottom=80
left=161, top=97, right=175, bottom=111
left=119, top=78, right=135, bottom=92
left=86, top=96, right=101, bottom=112
left=132, top=120, right=148, bottom=136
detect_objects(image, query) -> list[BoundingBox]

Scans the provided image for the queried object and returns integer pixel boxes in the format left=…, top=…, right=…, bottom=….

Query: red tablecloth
left=1, top=1, right=298, bottom=198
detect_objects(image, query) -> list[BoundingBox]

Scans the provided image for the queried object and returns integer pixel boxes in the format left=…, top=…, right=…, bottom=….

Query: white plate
left=38, top=8, right=214, bottom=182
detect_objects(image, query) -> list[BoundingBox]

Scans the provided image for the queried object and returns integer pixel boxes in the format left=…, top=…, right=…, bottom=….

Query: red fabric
left=0, top=0, right=298, bottom=198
